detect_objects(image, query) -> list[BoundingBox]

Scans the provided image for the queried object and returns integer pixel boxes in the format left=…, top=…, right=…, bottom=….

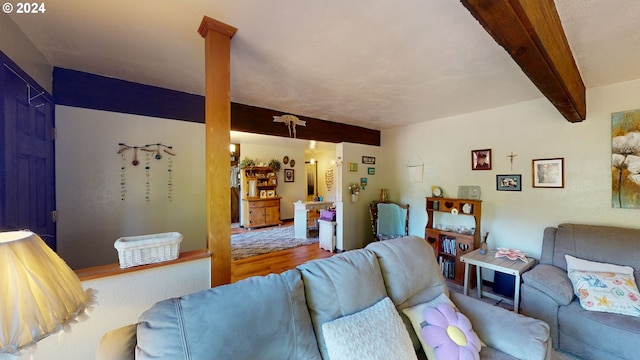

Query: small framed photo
left=349, top=162, right=358, bottom=172
left=362, top=156, right=376, bottom=164
left=472, top=149, right=491, bottom=170
left=496, top=174, right=522, bottom=191
left=266, top=190, right=276, bottom=198
left=532, top=158, right=564, bottom=188
left=284, top=169, right=294, bottom=182
left=259, top=190, right=267, bottom=198
left=360, top=177, right=368, bottom=189
left=367, top=167, right=375, bottom=175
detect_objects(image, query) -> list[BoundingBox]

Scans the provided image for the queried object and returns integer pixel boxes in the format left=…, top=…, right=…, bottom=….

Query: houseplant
left=239, top=157, right=255, bottom=169
left=268, top=159, right=282, bottom=173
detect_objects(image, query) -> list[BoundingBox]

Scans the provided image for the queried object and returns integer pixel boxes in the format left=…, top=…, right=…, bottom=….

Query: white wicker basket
left=114, top=232, right=183, bottom=269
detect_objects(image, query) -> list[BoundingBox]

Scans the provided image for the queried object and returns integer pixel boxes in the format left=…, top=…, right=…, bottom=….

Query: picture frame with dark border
left=284, top=168, right=294, bottom=182
left=362, top=156, right=376, bottom=164
left=496, top=174, right=522, bottom=191
left=368, top=167, right=375, bottom=175
left=532, top=158, right=564, bottom=188
left=471, top=149, right=492, bottom=170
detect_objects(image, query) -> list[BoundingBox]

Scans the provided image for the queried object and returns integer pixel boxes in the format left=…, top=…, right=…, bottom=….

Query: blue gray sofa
left=521, top=223, right=640, bottom=360
left=97, top=235, right=550, bottom=359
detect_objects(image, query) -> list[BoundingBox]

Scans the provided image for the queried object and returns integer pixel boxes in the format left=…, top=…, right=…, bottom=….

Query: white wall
left=56, top=106, right=207, bottom=269
left=20, top=259, right=211, bottom=360
left=0, top=13, right=52, bottom=92
left=336, top=142, right=386, bottom=250
left=382, top=79, right=640, bottom=259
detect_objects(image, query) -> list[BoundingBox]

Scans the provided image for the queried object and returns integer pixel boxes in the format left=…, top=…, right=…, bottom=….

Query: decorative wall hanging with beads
left=325, top=168, right=334, bottom=191
left=117, top=143, right=176, bottom=201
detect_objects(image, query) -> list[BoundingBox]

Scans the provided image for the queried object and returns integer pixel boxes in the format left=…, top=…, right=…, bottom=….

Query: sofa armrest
left=522, top=264, right=574, bottom=305
left=450, top=292, right=550, bottom=360
left=96, top=324, right=137, bottom=360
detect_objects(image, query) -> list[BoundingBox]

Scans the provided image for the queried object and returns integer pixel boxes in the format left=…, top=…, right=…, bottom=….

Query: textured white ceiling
left=9, top=0, right=640, bottom=130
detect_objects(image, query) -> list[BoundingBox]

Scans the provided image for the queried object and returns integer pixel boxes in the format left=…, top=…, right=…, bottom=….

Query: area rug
left=232, top=225, right=318, bottom=260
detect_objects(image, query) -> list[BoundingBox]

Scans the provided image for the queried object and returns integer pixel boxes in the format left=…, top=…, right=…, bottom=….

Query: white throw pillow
left=565, top=255, right=634, bottom=274
left=403, top=293, right=481, bottom=360
left=322, top=297, right=417, bottom=360
left=565, top=255, right=640, bottom=317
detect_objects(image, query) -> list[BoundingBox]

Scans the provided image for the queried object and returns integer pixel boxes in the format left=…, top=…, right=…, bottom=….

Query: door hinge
left=51, top=210, right=58, bottom=223
left=52, top=127, right=57, bottom=140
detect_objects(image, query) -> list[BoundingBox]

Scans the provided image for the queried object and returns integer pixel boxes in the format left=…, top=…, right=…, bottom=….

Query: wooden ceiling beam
left=461, top=0, right=586, bottom=122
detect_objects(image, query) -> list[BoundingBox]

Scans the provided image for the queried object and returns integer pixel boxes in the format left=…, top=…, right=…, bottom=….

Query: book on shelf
left=441, top=237, right=457, bottom=256
left=437, top=256, right=455, bottom=279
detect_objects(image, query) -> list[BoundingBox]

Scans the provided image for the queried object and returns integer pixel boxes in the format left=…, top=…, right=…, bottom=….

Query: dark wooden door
left=1, top=60, right=56, bottom=249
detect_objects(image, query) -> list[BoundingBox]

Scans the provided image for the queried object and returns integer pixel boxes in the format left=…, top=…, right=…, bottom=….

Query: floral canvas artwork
left=612, top=109, right=640, bottom=208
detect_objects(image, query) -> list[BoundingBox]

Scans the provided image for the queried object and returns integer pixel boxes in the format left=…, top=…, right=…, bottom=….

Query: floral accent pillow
left=567, top=268, right=640, bottom=317
left=403, top=294, right=481, bottom=360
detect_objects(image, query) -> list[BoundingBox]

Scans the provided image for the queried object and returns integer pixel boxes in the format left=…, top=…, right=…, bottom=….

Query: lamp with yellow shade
left=0, top=230, right=96, bottom=357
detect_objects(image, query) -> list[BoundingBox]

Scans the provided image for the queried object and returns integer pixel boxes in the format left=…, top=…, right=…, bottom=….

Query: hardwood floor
left=230, top=219, right=333, bottom=282
left=231, top=243, right=334, bottom=282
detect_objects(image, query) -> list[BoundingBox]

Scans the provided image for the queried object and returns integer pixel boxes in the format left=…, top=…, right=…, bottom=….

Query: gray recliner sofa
left=97, top=236, right=550, bottom=359
left=521, top=223, right=640, bottom=360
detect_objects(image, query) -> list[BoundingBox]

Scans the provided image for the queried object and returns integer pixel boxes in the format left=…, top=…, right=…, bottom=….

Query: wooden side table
left=460, top=249, right=535, bottom=313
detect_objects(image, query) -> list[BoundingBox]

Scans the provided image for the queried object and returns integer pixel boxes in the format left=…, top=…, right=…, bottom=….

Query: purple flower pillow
left=403, top=294, right=482, bottom=360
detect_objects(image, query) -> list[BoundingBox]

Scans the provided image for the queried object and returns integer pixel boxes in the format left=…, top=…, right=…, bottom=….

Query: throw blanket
left=376, top=203, right=407, bottom=239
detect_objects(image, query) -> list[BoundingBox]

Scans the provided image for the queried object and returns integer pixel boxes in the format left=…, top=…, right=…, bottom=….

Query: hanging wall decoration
left=120, top=153, right=127, bottom=200
left=144, top=151, right=151, bottom=201
left=325, top=168, right=334, bottom=191
left=406, top=154, right=424, bottom=183
left=273, top=114, right=306, bottom=138
left=167, top=155, right=174, bottom=201
left=117, top=143, right=176, bottom=201
left=612, top=109, right=640, bottom=209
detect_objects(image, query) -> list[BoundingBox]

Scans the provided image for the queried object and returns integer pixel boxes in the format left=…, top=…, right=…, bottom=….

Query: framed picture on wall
left=472, top=149, right=491, bottom=170
left=349, top=162, right=358, bottom=172
left=368, top=167, right=375, bottom=175
left=362, top=156, right=376, bottom=164
left=532, top=158, right=564, bottom=188
left=284, top=168, right=294, bottom=182
left=496, top=174, right=521, bottom=191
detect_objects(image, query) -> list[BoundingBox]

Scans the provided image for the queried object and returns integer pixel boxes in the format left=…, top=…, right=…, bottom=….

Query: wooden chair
left=369, top=201, right=409, bottom=241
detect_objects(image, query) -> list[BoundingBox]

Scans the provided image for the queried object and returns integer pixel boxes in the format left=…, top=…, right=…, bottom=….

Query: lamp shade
left=0, top=231, right=95, bottom=354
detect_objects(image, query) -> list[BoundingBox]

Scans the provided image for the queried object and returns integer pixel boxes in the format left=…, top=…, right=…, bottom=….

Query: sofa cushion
left=552, top=224, right=640, bottom=282
left=136, top=270, right=321, bottom=360
left=322, top=297, right=417, bottom=360
left=298, top=249, right=387, bottom=359
left=365, top=236, right=447, bottom=307
left=521, top=264, right=574, bottom=305
left=96, top=324, right=137, bottom=360
left=559, top=299, right=640, bottom=359
left=366, top=236, right=448, bottom=349
left=451, top=292, right=550, bottom=360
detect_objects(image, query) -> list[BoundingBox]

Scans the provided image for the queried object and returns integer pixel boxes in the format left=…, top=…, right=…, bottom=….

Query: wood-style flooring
left=232, top=243, right=334, bottom=282
left=230, top=220, right=334, bottom=282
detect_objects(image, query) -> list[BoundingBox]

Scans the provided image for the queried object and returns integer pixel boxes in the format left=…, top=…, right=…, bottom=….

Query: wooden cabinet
left=247, top=198, right=282, bottom=228
left=425, top=197, right=482, bottom=286
left=241, top=166, right=282, bottom=229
